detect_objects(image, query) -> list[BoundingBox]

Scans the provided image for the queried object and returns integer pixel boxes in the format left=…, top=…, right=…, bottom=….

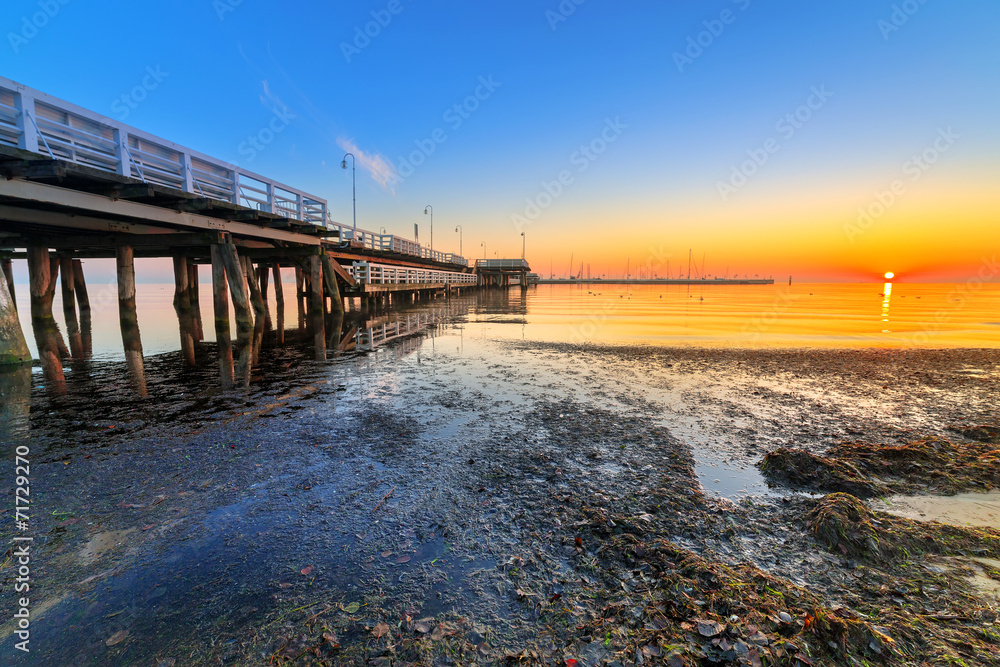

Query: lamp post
left=424, top=205, right=433, bottom=253
left=520, top=232, right=525, bottom=260
left=480, top=241, right=486, bottom=260
left=455, top=225, right=463, bottom=256
left=340, top=153, right=356, bottom=240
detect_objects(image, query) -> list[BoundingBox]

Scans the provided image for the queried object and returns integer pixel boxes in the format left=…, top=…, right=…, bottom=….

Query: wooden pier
left=0, top=77, right=528, bottom=389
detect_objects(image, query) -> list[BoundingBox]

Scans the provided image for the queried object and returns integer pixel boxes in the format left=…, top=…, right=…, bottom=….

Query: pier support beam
left=1, top=258, right=16, bottom=314
left=259, top=262, right=271, bottom=330
left=116, top=246, right=146, bottom=396
left=0, top=258, right=29, bottom=367
left=187, top=263, right=204, bottom=341
left=295, top=267, right=305, bottom=330
left=221, top=243, right=254, bottom=339
left=72, top=259, right=93, bottom=357
left=26, top=247, right=65, bottom=391
left=172, top=255, right=196, bottom=366
left=272, top=264, right=285, bottom=345
left=59, top=256, right=83, bottom=359
left=210, top=245, right=234, bottom=388
left=242, top=256, right=267, bottom=322
left=321, top=254, right=345, bottom=314
left=308, top=254, right=325, bottom=360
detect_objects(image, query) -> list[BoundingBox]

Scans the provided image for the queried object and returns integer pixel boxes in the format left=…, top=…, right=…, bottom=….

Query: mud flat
left=2, top=335, right=998, bottom=666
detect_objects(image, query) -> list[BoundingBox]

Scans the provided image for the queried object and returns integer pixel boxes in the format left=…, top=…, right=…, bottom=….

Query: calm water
left=13, top=281, right=1000, bottom=361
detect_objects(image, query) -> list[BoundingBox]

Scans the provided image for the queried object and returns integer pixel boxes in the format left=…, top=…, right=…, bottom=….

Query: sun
left=884, top=272, right=895, bottom=280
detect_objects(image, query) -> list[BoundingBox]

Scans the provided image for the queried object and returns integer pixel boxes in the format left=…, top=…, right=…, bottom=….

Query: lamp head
left=340, top=160, right=348, bottom=170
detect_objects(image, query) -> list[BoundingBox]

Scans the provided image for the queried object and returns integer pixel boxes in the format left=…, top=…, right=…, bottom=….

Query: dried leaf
left=373, top=622, right=390, bottom=639
left=300, top=565, right=314, bottom=576
left=395, top=555, right=410, bottom=564
left=341, top=602, right=360, bottom=614
left=697, top=619, right=724, bottom=637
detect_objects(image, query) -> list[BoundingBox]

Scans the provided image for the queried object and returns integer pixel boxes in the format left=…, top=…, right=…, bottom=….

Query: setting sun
left=884, top=272, right=895, bottom=280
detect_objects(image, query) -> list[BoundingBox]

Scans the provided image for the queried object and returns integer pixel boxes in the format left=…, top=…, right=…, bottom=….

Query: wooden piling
left=1, top=258, right=16, bottom=314
left=172, top=255, right=196, bottom=366
left=210, top=245, right=234, bottom=388
left=116, top=246, right=146, bottom=396
left=272, top=264, right=285, bottom=345
left=295, top=266, right=305, bottom=330
left=0, top=258, right=30, bottom=367
left=320, top=254, right=345, bottom=314
left=259, top=262, right=272, bottom=331
left=188, top=263, right=204, bottom=341
left=221, top=244, right=254, bottom=339
left=308, top=254, right=325, bottom=360
left=72, top=259, right=93, bottom=358
left=58, top=256, right=83, bottom=359
left=241, top=255, right=267, bottom=321
left=26, top=247, right=65, bottom=391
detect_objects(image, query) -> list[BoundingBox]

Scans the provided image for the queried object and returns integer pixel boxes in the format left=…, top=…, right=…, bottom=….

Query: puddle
left=79, top=529, right=137, bottom=566
left=872, top=492, right=1000, bottom=529
left=695, top=458, right=776, bottom=500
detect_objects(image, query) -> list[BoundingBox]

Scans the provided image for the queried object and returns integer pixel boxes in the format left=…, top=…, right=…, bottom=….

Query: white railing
left=326, top=221, right=468, bottom=267
left=350, top=261, right=477, bottom=286
left=0, top=76, right=327, bottom=225
left=356, top=312, right=443, bottom=351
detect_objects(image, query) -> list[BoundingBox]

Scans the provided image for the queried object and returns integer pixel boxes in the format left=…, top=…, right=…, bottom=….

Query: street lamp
left=379, top=226, right=386, bottom=235
left=480, top=241, right=486, bottom=260
left=424, top=205, right=433, bottom=253
left=520, top=232, right=525, bottom=260
left=340, top=153, right=356, bottom=240
left=455, top=225, right=462, bottom=256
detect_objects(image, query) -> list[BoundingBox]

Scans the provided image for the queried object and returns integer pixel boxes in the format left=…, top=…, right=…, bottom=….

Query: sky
left=2, top=0, right=999, bottom=282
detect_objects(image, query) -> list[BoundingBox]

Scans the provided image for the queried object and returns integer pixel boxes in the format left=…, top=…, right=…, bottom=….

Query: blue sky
left=3, top=0, right=999, bottom=280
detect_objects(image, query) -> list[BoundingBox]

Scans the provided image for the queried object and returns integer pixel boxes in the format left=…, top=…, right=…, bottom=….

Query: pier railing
left=350, top=261, right=477, bottom=285
left=0, top=76, right=327, bottom=225
left=327, top=221, right=468, bottom=267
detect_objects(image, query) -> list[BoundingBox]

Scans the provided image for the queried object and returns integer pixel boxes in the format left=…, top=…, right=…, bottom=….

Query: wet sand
left=1, top=311, right=998, bottom=665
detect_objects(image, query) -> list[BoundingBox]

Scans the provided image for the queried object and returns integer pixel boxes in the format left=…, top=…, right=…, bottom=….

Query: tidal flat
left=2, top=325, right=999, bottom=666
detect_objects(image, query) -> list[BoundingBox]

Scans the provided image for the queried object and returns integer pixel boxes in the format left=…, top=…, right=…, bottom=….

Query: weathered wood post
left=241, top=256, right=267, bottom=322
left=320, top=254, right=345, bottom=314
left=210, top=244, right=235, bottom=388
left=58, top=256, right=83, bottom=359
left=308, top=254, right=325, bottom=360
left=221, top=244, right=254, bottom=339
left=259, top=262, right=272, bottom=331
left=188, top=263, right=204, bottom=341
left=1, top=258, right=16, bottom=313
left=0, top=259, right=30, bottom=367
left=295, top=266, right=306, bottom=330
left=272, top=264, right=285, bottom=345
left=116, top=246, right=146, bottom=396
left=26, top=248, right=65, bottom=392
left=71, top=259, right=93, bottom=357
left=172, top=255, right=196, bottom=366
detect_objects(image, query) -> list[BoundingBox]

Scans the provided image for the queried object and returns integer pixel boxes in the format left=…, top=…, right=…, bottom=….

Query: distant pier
left=536, top=278, right=775, bottom=285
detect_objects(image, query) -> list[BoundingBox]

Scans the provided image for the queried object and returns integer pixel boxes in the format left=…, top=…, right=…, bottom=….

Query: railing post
left=14, top=89, right=38, bottom=153
left=230, top=171, right=241, bottom=205
left=181, top=152, right=195, bottom=193
left=266, top=182, right=275, bottom=214
left=296, top=193, right=303, bottom=221
left=112, top=128, right=130, bottom=176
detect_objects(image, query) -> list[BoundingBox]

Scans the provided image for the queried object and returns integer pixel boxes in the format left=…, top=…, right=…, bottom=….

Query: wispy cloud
left=337, top=137, right=398, bottom=192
